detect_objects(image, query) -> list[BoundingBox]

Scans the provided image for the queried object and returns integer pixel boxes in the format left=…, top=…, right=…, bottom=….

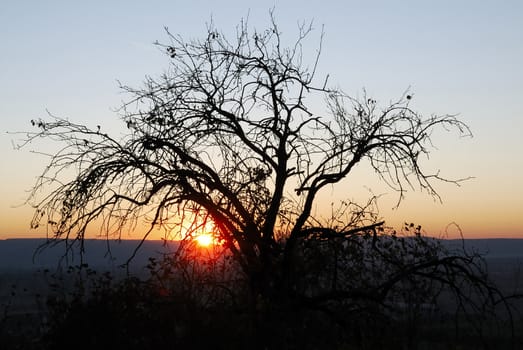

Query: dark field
left=1, top=239, right=523, bottom=349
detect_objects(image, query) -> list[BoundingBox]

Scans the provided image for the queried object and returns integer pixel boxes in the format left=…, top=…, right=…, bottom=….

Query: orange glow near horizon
left=0, top=201, right=521, bottom=240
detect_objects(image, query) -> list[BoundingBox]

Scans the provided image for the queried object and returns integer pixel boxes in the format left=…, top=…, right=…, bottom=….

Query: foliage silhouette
left=36, top=241, right=521, bottom=350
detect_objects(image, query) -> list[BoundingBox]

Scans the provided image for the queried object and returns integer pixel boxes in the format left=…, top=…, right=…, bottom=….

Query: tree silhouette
left=28, top=16, right=471, bottom=286
left=20, top=15, right=523, bottom=349
left=23, top=15, right=497, bottom=308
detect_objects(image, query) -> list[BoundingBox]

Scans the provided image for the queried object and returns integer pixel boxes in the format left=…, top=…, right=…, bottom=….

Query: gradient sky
left=1, top=0, right=521, bottom=239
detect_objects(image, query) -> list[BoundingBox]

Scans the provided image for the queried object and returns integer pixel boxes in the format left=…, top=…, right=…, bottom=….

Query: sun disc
left=195, top=234, right=213, bottom=247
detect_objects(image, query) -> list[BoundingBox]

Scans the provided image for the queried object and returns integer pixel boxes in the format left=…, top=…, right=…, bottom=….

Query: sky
left=1, top=0, right=522, bottom=239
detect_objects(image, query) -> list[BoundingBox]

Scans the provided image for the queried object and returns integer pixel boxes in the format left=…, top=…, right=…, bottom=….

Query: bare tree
left=22, top=16, right=473, bottom=301
left=19, top=14, right=523, bottom=349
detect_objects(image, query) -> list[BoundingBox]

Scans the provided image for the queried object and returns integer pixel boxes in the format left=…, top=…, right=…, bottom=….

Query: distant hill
left=443, top=238, right=523, bottom=258
left=0, top=239, right=175, bottom=272
left=0, top=238, right=522, bottom=273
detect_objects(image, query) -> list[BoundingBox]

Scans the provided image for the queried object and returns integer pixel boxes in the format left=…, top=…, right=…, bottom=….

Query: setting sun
left=195, top=233, right=214, bottom=247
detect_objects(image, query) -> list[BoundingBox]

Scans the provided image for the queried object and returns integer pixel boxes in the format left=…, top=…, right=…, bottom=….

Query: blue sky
left=1, top=0, right=522, bottom=238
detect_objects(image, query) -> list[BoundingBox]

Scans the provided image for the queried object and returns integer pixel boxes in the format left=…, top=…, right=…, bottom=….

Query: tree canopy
left=24, top=16, right=475, bottom=297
